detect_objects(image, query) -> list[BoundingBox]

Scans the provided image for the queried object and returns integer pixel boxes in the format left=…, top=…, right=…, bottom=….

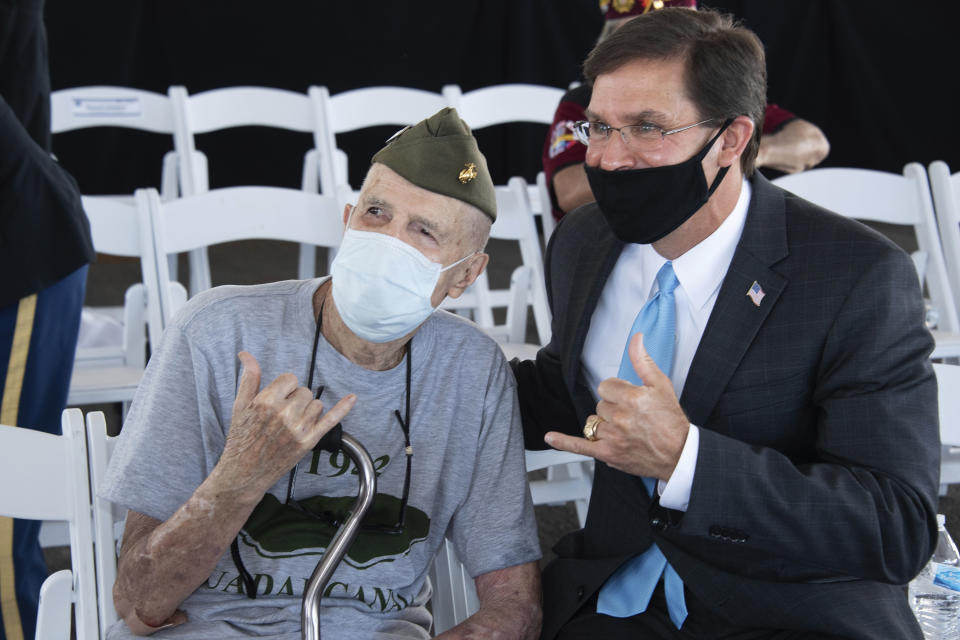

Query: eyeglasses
left=572, top=118, right=716, bottom=152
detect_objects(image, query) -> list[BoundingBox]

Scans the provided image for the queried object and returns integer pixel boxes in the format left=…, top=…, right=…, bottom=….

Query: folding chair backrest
left=168, top=85, right=326, bottom=194
left=772, top=164, right=960, bottom=333
left=51, top=85, right=176, bottom=135
left=936, top=363, right=960, bottom=447
left=535, top=170, right=557, bottom=244
left=929, top=161, right=960, bottom=313
left=51, top=86, right=180, bottom=203
left=81, top=196, right=166, bottom=355
left=321, top=86, right=449, bottom=134
left=0, top=410, right=98, bottom=639
left=934, top=363, right=960, bottom=491
left=314, top=85, right=449, bottom=194
left=442, top=84, right=564, bottom=128
left=86, top=410, right=121, bottom=638
left=141, top=185, right=348, bottom=325
left=167, top=85, right=331, bottom=288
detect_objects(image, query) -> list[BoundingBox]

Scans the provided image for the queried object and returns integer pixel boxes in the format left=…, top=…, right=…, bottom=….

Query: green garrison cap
left=372, top=107, right=497, bottom=221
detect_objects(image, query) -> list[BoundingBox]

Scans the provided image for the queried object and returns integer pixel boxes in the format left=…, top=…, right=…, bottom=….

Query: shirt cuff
left=657, top=424, right=699, bottom=512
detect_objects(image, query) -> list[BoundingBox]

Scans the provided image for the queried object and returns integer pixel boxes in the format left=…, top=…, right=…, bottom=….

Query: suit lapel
left=562, top=210, right=624, bottom=392
left=680, top=175, right=790, bottom=425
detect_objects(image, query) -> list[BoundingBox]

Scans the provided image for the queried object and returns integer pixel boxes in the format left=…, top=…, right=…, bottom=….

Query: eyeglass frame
left=571, top=117, right=718, bottom=151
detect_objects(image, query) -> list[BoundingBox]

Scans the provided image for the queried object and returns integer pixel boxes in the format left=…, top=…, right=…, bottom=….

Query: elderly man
left=101, top=108, right=542, bottom=640
left=514, top=8, right=937, bottom=640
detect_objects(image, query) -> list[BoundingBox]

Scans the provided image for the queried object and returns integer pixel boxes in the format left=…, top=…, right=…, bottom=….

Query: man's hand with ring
left=545, top=333, right=690, bottom=480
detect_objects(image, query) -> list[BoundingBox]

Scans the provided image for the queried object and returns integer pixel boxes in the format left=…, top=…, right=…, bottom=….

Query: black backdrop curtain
left=43, top=0, right=958, bottom=197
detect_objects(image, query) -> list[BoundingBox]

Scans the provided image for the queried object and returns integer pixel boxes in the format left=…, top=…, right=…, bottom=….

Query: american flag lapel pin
left=747, top=281, right=765, bottom=307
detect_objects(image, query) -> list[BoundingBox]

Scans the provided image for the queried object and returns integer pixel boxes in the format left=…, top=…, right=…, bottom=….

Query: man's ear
left=717, top=115, right=754, bottom=168
left=342, top=203, right=353, bottom=227
left=443, top=253, right=489, bottom=300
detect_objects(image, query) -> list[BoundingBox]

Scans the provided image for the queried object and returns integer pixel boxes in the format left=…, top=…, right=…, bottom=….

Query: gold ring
left=583, top=415, right=604, bottom=441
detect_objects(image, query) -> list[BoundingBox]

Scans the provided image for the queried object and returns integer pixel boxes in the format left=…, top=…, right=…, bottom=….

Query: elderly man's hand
left=212, top=351, right=356, bottom=502
left=544, top=334, right=689, bottom=480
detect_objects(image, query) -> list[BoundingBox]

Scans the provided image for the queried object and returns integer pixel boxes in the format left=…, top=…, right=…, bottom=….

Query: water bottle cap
left=938, top=514, right=947, bottom=527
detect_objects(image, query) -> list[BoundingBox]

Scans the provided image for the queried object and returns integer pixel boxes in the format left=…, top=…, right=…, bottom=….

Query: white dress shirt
left=581, top=179, right=752, bottom=511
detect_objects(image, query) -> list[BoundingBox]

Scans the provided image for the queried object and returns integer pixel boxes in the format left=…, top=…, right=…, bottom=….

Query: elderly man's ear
left=444, top=253, right=490, bottom=300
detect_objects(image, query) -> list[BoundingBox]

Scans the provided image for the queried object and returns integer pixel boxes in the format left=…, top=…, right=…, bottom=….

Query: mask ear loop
left=698, top=118, right=735, bottom=202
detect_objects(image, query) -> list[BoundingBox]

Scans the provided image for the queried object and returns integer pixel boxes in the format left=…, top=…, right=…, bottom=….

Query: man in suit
left=513, top=8, right=939, bottom=639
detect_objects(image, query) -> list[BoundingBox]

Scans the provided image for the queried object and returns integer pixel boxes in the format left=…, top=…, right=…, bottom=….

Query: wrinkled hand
left=544, top=334, right=689, bottom=480
left=214, top=351, right=356, bottom=501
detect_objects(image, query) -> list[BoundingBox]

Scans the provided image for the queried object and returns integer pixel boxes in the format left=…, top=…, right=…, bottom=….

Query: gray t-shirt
left=101, top=278, right=540, bottom=639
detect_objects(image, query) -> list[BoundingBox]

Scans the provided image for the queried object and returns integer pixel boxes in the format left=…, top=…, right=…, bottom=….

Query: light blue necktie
left=596, top=261, right=688, bottom=629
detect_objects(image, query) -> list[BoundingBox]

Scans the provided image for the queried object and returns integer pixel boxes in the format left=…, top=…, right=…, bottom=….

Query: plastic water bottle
left=910, top=514, right=960, bottom=639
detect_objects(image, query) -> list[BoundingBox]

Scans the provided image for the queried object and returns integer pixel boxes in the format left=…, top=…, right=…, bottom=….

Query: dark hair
left=583, top=8, right=767, bottom=176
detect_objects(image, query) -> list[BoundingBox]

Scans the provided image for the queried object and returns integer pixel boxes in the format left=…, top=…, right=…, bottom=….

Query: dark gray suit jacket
left=514, top=174, right=940, bottom=639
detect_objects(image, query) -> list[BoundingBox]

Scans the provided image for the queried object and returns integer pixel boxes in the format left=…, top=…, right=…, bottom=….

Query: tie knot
left=656, top=262, right=679, bottom=295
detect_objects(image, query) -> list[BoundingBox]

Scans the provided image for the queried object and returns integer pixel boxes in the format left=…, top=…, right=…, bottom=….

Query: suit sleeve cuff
left=657, top=424, right=699, bottom=512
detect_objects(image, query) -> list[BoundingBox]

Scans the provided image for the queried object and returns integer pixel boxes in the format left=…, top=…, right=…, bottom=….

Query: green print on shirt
left=204, top=571, right=414, bottom=611
left=237, top=493, right=430, bottom=569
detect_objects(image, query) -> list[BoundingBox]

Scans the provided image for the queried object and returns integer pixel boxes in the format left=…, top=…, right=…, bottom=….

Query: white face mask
left=330, top=227, right=475, bottom=343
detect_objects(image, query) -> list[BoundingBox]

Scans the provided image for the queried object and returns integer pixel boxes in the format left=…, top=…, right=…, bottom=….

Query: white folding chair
left=935, top=363, right=960, bottom=494
left=929, top=162, right=960, bottom=317
left=35, top=569, right=74, bottom=640
left=428, top=447, right=593, bottom=634
left=50, top=87, right=179, bottom=203
left=0, top=410, right=99, bottom=640
left=772, top=164, right=960, bottom=358
left=313, top=85, right=449, bottom=195
left=168, top=85, right=331, bottom=288
left=66, top=196, right=179, bottom=411
left=441, top=177, right=552, bottom=347
left=51, top=86, right=182, bottom=369
left=443, top=85, right=562, bottom=342
left=490, top=177, right=551, bottom=345
left=429, top=538, right=481, bottom=635
left=442, top=84, right=565, bottom=131
left=444, top=83, right=564, bottom=241
left=536, top=170, right=557, bottom=245
left=85, top=411, right=121, bottom=638
left=525, top=449, right=593, bottom=528
left=140, top=185, right=349, bottom=326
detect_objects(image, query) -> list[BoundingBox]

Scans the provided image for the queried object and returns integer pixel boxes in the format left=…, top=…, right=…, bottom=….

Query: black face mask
left=584, top=119, right=732, bottom=244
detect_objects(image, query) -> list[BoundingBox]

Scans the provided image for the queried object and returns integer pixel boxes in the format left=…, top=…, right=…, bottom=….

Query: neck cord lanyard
left=231, top=296, right=413, bottom=599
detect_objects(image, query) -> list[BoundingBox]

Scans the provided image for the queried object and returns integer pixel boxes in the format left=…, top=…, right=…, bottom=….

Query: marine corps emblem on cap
left=459, top=162, right=478, bottom=184
left=371, top=107, right=497, bottom=221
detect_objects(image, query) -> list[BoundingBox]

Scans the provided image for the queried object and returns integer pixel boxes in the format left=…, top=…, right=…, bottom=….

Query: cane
left=301, top=431, right=377, bottom=640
